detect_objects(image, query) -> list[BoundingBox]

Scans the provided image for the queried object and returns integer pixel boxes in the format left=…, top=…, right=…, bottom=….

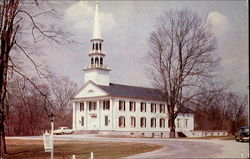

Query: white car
left=54, top=127, right=74, bottom=135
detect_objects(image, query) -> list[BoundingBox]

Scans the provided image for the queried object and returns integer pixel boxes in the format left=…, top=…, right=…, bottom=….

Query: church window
left=105, top=116, right=109, bottom=126
left=119, top=100, right=125, bottom=111
left=100, top=57, right=103, bottom=65
left=91, top=58, right=94, bottom=64
left=89, top=101, right=96, bottom=111
left=99, top=43, right=102, bottom=50
left=92, top=43, right=94, bottom=50
left=81, top=116, right=84, bottom=126
left=177, top=118, right=180, bottom=128
left=103, top=100, right=110, bottom=110
left=185, top=119, right=188, bottom=128
left=140, top=102, right=146, bottom=112
left=151, top=103, right=156, bottom=113
left=131, top=116, right=136, bottom=128
left=80, top=103, right=84, bottom=111
left=160, top=118, right=165, bottom=128
left=140, top=117, right=146, bottom=128
left=95, top=43, right=98, bottom=50
left=151, top=118, right=156, bottom=128
left=95, top=57, right=99, bottom=64
left=129, top=101, right=136, bottom=112
left=160, top=104, right=165, bottom=113
left=119, top=116, right=125, bottom=127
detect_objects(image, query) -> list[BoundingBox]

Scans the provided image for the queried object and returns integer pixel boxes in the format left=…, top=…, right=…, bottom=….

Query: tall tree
left=49, top=75, right=78, bottom=128
left=194, top=91, right=248, bottom=133
left=0, top=0, right=69, bottom=155
left=146, top=10, right=220, bottom=138
left=5, top=76, right=52, bottom=136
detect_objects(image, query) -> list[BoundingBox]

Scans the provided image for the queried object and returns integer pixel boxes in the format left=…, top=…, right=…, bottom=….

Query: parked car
left=54, top=127, right=74, bottom=135
left=235, top=126, right=249, bottom=142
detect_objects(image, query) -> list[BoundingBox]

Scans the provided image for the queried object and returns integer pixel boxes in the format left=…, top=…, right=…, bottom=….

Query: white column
left=51, top=120, right=54, bottom=159
left=85, top=101, right=87, bottom=130
left=97, top=100, right=100, bottom=129
left=110, top=98, right=113, bottom=129
left=72, top=102, right=76, bottom=130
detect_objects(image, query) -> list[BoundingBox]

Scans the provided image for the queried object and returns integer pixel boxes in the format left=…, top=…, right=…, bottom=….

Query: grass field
left=4, top=139, right=162, bottom=159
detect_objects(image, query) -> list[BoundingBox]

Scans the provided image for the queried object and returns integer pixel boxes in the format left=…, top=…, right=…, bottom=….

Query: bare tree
left=146, top=10, right=220, bottom=138
left=194, top=90, right=248, bottom=133
left=5, top=76, right=52, bottom=136
left=49, top=75, right=78, bottom=128
left=0, top=0, right=70, bottom=155
left=4, top=75, right=78, bottom=136
left=227, top=93, right=248, bottom=134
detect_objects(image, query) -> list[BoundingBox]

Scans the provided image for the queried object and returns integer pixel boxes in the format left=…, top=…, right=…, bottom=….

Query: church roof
left=97, top=83, right=194, bottom=114
left=97, top=83, right=165, bottom=101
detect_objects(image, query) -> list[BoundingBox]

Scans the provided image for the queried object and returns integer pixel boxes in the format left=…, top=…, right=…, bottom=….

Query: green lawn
left=4, top=139, right=162, bottom=159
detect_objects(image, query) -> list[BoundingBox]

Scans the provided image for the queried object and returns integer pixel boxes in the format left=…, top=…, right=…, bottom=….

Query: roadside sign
left=43, top=131, right=53, bottom=152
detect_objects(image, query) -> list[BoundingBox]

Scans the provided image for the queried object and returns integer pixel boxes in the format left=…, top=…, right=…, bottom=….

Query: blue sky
left=40, top=1, right=248, bottom=95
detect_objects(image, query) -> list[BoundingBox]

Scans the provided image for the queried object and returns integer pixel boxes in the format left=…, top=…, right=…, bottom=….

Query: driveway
left=9, top=135, right=249, bottom=158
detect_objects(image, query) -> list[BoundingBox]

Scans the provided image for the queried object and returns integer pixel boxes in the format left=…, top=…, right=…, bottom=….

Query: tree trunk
left=169, top=116, right=176, bottom=138
left=0, top=119, right=7, bottom=156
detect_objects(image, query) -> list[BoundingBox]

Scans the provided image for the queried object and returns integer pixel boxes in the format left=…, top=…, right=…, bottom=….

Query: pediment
left=73, top=81, right=108, bottom=98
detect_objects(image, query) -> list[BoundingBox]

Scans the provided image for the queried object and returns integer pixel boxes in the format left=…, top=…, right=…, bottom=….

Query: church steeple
left=84, top=1, right=111, bottom=86
left=93, top=1, right=101, bottom=39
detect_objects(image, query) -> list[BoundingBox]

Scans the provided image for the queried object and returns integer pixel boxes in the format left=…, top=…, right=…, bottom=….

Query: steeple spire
left=84, top=1, right=111, bottom=86
left=93, top=1, right=101, bottom=39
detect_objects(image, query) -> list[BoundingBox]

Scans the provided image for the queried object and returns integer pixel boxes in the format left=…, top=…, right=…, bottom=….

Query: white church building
left=71, top=2, right=195, bottom=138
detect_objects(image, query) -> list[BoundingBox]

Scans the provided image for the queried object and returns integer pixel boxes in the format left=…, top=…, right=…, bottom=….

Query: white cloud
left=64, top=1, right=117, bottom=33
left=207, top=11, right=230, bottom=35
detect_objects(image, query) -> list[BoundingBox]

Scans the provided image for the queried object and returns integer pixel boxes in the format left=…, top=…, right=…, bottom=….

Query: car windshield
left=242, top=128, right=249, bottom=132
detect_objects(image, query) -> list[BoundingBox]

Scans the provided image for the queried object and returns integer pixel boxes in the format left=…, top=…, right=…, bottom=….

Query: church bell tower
left=84, top=1, right=111, bottom=86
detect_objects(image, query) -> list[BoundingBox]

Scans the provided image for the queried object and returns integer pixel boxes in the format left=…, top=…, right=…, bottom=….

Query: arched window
left=160, top=118, right=165, bottom=128
left=100, top=57, right=103, bottom=65
left=95, top=43, right=98, bottom=50
left=92, top=43, right=94, bottom=50
left=91, top=57, right=94, bottom=64
left=99, top=43, right=102, bottom=50
left=151, top=118, right=156, bottom=128
left=119, top=116, right=125, bottom=127
left=95, top=57, right=99, bottom=64
left=140, top=117, right=146, bottom=128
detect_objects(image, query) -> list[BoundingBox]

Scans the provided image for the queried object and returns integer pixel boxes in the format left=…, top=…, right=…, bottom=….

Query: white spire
left=93, top=1, right=101, bottom=39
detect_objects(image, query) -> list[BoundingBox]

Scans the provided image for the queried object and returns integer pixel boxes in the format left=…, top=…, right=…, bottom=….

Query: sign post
left=51, top=119, right=54, bottom=159
left=43, top=130, right=52, bottom=152
left=48, top=113, right=55, bottom=159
